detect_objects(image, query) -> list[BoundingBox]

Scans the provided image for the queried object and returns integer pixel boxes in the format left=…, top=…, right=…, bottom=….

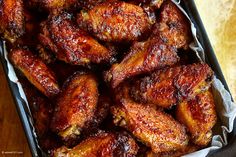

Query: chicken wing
left=176, top=90, right=217, bottom=146
left=52, top=131, right=139, bottom=157
left=105, top=37, right=178, bottom=88
left=39, top=12, right=114, bottom=66
left=9, top=49, right=60, bottom=98
left=111, top=83, right=189, bottom=153
left=27, top=0, right=78, bottom=12
left=131, top=63, right=214, bottom=108
left=146, top=144, right=199, bottom=157
left=77, top=1, right=151, bottom=42
left=50, top=72, right=99, bottom=145
left=0, top=0, right=24, bottom=43
left=153, top=0, right=192, bottom=49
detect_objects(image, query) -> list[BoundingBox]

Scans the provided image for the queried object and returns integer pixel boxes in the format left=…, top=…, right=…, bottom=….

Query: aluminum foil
left=1, top=0, right=236, bottom=156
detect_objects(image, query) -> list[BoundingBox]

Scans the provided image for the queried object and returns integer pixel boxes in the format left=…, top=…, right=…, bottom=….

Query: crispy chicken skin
left=9, top=49, right=60, bottom=98
left=77, top=0, right=105, bottom=10
left=52, top=132, right=139, bottom=157
left=105, top=37, right=178, bottom=88
left=146, top=144, right=199, bottom=157
left=77, top=1, right=151, bottom=42
left=27, top=0, right=78, bottom=11
left=131, top=63, right=214, bottom=108
left=0, top=0, right=24, bottom=42
left=111, top=83, right=189, bottom=153
left=153, top=0, right=192, bottom=49
left=77, top=0, right=117, bottom=10
left=176, top=90, right=217, bottom=146
left=128, top=0, right=164, bottom=10
left=39, top=12, right=113, bottom=66
left=51, top=72, right=99, bottom=144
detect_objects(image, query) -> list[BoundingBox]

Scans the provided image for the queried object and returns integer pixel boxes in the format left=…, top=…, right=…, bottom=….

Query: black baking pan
left=0, top=0, right=235, bottom=156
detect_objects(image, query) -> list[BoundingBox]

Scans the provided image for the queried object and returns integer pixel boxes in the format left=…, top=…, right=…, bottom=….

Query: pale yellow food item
left=195, top=0, right=236, bottom=101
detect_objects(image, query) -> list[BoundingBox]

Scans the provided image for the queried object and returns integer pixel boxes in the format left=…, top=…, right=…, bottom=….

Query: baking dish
left=0, top=0, right=236, bottom=156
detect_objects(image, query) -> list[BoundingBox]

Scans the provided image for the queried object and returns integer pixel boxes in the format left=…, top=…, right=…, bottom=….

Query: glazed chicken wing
left=10, top=49, right=60, bottom=98
left=52, top=132, right=138, bottom=157
left=77, top=1, right=151, bottom=42
left=39, top=12, right=114, bottom=66
left=50, top=72, right=99, bottom=145
left=131, top=63, right=214, bottom=108
left=0, top=0, right=24, bottom=42
left=105, top=37, right=178, bottom=88
left=176, top=90, right=217, bottom=146
left=153, top=0, right=192, bottom=49
left=146, top=144, right=199, bottom=157
left=111, top=83, right=189, bottom=153
left=27, top=0, right=78, bottom=11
